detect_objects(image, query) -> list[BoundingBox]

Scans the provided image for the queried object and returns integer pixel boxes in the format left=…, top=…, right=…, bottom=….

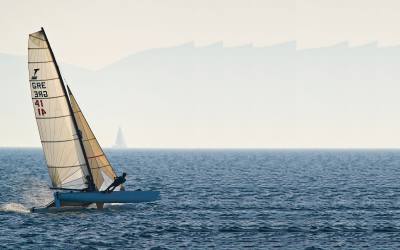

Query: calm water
left=1, top=149, right=400, bottom=249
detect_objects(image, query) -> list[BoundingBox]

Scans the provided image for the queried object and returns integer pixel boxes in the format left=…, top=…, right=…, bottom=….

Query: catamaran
left=28, top=28, right=160, bottom=212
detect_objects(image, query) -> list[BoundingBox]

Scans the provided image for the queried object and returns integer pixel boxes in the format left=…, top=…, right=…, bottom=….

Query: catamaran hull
left=31, top=191, right=160, bottom=212
left=56, top=191, right=160, bottom=205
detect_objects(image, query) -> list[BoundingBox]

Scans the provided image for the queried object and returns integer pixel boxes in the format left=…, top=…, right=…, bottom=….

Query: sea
left=1, top=148, right=400, bottom=249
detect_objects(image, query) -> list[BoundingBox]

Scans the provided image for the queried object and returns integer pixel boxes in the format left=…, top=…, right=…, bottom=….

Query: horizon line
left=3, top=146, right=400, bottom=151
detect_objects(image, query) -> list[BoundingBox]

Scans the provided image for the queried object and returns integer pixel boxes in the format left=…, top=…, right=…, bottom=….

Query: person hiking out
left=104, top=173, right=127, bottom=193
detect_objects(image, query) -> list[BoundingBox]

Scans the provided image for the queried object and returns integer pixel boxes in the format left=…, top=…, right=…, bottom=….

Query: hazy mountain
left=3, top=42, right=400, bottom=147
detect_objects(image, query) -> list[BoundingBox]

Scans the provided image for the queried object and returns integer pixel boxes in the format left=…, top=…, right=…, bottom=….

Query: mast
left=40, top=27, right=96, bottom=191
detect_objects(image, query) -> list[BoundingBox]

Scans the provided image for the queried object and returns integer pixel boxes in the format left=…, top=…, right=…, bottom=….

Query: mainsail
left=28, top=29, right=90, bottom=189
left=68, top=87, right=119, bottom=191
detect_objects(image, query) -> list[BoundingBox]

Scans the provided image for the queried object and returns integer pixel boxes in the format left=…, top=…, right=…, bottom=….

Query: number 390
left=34, top=90, right=48, bottom=98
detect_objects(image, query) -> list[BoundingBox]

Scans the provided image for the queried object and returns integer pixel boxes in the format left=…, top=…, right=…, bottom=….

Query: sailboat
left=28, top=28, right=160, bottom=212
left=113, top=127, right=127, bottom=149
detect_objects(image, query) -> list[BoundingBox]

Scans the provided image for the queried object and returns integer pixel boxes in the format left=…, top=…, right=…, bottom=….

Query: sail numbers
left=32, top=81, right=47, bottom=115
left=33, top=91, right=48, bottom=98
left=32, top=81, right=48, bottom=98
left=34, top=99, right=46, bottom=116
left=32, top=81, right=46, bottom=89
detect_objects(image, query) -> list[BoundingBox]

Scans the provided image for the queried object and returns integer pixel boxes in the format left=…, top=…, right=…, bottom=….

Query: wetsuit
left=105, top=174, right=126, bottom=192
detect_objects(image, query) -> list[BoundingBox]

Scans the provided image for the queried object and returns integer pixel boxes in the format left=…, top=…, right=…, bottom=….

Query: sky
left=3, top=0, right=400, bottom=148
left=1, top=0, right=400, bottom=69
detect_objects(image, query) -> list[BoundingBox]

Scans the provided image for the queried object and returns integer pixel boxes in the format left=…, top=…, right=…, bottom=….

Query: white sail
left=68, top=87, right=120, bottom=191
left=28, top=29, right=89, bottom=189
left=113, top=127, right=127, bottom=149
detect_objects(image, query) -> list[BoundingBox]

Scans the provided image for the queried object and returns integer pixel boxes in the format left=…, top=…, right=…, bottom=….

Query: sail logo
left=31, top=68, right=40, bottom=80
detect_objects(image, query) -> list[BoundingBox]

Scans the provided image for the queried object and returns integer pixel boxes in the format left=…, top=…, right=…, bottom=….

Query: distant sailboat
left=113, top=127, right=127, bottom=149
left=28, top=28, right=159, bottom=212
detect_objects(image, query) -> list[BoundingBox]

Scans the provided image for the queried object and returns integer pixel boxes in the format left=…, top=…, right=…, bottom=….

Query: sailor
left=85, top=175, right=95, bottom=191
left=105, top=173, right=127, bottom=192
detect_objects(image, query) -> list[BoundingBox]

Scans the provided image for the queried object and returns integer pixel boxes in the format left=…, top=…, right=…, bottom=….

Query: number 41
left=34, top=100, right=46, bottom=116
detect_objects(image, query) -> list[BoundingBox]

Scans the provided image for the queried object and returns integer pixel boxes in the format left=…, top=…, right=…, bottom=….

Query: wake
left=0, top=203, right=31, bottom=213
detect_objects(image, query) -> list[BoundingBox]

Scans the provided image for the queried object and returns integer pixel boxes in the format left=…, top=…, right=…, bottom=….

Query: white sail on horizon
left=28, top=30, right=89, bottom=189
left=113, top=127, right=127, bottom=149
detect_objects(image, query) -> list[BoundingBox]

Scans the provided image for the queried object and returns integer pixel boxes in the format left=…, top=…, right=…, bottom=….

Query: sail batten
left=28, top=29, right=90, bottom=189
left=48, top=163, right=87, bottom=168
left=28, top=61, right=54, bottom=63
left=41, top=138, right=79, bottom=143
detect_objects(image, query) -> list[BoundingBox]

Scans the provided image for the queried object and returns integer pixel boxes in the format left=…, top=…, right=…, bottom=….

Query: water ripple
left=1, top=149, right=400, bottom=248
